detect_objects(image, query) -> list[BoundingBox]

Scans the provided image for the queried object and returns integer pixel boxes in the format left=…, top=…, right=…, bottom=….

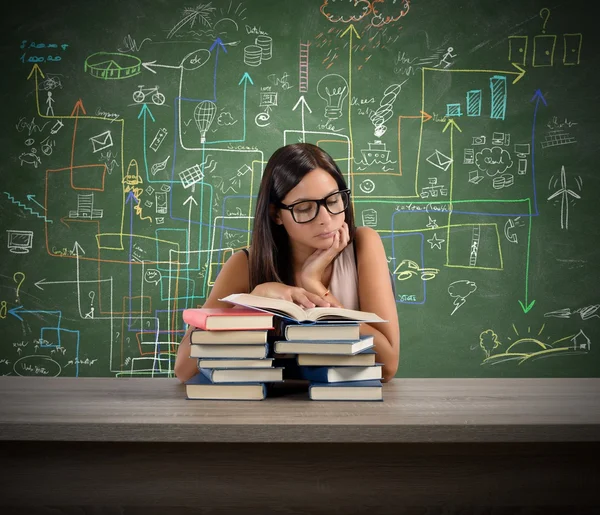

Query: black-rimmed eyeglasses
left=278, top=189, right=350, bottom=223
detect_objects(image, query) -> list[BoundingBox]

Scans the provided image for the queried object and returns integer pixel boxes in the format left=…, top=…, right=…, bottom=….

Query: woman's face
left=275, top=167, right=346, bottom=250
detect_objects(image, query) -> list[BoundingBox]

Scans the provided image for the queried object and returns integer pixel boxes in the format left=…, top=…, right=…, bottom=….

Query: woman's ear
left=269, top=204, right=283, bottom=225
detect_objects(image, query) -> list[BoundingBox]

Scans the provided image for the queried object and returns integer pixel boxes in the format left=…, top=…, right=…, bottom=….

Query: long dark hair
left=249, top=143, right=356, bottom=291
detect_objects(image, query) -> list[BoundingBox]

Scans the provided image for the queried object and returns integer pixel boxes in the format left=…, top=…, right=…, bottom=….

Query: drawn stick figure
left=46, top=91, right=55, bottom=116
left=436, top=47, right=456, bottom=68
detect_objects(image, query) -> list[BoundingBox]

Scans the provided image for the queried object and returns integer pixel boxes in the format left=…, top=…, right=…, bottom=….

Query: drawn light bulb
left=317, top=74, right=349, bottom=120
left=193, top=100, right=217, bottom=143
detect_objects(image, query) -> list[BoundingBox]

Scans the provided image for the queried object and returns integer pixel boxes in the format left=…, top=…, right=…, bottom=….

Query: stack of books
left=182, top=307, right=284, bottom=400
left=276, top=322, right=383, bottom=401
left=220, top=293, right=387, bottom=401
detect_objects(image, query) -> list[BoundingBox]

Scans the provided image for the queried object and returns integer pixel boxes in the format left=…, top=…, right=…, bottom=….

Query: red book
left=182, top=307, right=274, bottom=331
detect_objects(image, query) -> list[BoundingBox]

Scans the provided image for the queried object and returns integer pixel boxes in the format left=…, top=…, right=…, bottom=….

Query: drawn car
left=394, top=259, right=439, bottom=281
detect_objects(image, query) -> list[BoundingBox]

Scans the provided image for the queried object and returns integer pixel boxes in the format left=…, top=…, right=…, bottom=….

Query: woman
left=175, top=143, right=399, bottom=383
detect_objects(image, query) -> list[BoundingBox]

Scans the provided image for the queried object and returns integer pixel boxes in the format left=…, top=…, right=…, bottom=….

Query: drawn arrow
left=441, top=118, right=462, bottom=265
left=26, top=63, right=45, bottom=81
left=518, top=198, right=536, bottom=314
left=292, top=95, right=312, bottom=142
left=340, top=24, right=360, bottom=176
left=442, top=118, right=462, bottom=134
left=137, top=103, right=155, bottom=180
left=510, top=63, right=526, bottom=84
left=8, top=305, right=25, bottom=321
left=515, top=90, right=547, bottom=314
left=397, top=111, right=432, bottom=176
left=27, top=64, right=46, bottom=116
left=210, top=38, right=227, bottom=100
left=425, top=63, right=526, bottom=85
left=72, top=241, right=85, bottom=256
left=70, top=98, right=87, bottom=117
left=141, top=60, right=181, bottom=74
left=126, top=191, right=138, bottom=323
left=529, top=89, right=547, bottom=216
left=183, top=195, right=198, bottom=263
left=26, top=194, right=46, bottom=211
left=70, top=99, right=87, bottom=171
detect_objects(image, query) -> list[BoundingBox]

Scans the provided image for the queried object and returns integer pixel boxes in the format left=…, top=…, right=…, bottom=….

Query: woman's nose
left=315, top=203, right=332, bottom=224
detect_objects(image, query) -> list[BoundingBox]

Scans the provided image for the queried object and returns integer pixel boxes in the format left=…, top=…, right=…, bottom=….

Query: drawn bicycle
left=132, top=85, right=165, bottom=105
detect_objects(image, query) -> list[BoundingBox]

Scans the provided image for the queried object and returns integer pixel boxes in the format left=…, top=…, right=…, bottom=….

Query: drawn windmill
left=547, top=165, right=581, bottom=230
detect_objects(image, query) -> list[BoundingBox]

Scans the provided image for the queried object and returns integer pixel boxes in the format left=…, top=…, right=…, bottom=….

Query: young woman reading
left=175, top=143, right=399, bottom=384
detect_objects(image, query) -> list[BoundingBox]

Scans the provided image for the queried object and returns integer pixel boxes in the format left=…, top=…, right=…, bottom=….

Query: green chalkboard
left=1, top=0, right=598, bottom=378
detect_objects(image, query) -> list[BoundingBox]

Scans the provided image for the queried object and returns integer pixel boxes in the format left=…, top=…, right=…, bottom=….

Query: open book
left=220, top=293, right=387, bottom=324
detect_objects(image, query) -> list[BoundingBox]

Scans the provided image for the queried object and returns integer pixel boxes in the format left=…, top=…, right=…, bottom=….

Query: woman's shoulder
left=354, top=226, right=382, bottom=247
left=230, top=248, right=250, bottom=261
left=354, top=226, right=386, bottom=263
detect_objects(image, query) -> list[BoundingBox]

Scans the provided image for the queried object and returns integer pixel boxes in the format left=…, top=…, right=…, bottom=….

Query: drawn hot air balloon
left=193, top=100, right=217, bottom=143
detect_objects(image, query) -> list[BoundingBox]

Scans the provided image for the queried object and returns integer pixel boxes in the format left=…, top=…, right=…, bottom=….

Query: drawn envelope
left=426, top=149, right=453, bottom=172
left=90, top=130, right=113, bottom=153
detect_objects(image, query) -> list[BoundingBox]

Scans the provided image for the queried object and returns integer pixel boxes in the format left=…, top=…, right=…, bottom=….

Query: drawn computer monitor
left=514, top=143, right=531, bottom=157
left=7, top=230, right=33, bottom=254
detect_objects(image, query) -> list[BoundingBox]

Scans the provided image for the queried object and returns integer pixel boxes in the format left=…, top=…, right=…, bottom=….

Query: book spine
left=199, top=367, right=214, bottom=382
left=298, top=366, right=329, bottom=383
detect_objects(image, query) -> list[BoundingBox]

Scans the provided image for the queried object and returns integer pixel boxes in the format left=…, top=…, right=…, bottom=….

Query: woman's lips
left=317, top=231, right=335, bottom=239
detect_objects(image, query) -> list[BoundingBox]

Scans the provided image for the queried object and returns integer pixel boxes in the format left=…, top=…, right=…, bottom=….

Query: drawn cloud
left=320, top=0, right=373, bottom=23
left=475, top=146, right=513, bottom=176
left=371, top=0, right=411, bottom=27
left=448, top=280, right=477, bottom=299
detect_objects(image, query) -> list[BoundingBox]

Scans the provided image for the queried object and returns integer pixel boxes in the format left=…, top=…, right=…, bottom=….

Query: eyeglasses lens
left=292, top=191, right=348, bottom=223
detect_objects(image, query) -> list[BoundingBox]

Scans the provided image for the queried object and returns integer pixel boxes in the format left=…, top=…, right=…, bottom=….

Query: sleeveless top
left=241, top=243, right=360, bottom=310
left=328, top=244, right=360, bottom=310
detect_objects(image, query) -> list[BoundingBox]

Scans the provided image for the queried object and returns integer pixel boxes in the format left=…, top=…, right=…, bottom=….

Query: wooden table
left=0, top=376, right=599, bottom=514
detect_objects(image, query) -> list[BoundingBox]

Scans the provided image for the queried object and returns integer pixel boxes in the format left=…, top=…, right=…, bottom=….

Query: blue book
left=308, top=379, right=383, bottom=401
left=185, top=372, right=266, bottom=401
left=199, top=366, right=284, bottom=383
left=299, top=364, right=382, bottom=383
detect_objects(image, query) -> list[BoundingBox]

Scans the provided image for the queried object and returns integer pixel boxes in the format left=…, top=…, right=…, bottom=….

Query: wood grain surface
left=0, top=377, right=599, bottom=442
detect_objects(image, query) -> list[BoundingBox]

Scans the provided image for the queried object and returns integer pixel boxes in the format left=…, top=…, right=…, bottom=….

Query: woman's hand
left=300, top=222, right=349, bottom=288
left=251, top=282, right=330, bottom=308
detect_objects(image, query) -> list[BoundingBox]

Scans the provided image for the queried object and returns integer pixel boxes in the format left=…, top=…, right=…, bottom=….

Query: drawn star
left=426, top=216, right=439, bottom=229
left=427, top=233, right=445, bottom=250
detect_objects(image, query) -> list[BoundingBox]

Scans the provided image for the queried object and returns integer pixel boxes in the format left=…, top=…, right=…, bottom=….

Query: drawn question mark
left=13, top=272, right=25, bottom=302
left=540, top=8, right=550, bottom=34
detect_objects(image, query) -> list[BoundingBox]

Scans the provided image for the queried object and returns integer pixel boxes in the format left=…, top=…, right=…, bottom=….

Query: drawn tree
left=479, top=330, right=501, bottom=358
left=167, top=3, right=216, bottom=39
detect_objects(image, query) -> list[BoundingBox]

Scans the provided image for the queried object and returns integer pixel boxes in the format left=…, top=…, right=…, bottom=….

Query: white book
left=220, top=293, right=386, bottom=323
left=297, top=349, right=376, bottom=367
left=200, top=366, right=284, bottom=383
left=186, top=373, right=266, bottom=401
left=284, top=323, right=360, bottom=341
left=190, top=343, right=268, bottom=359
left=190, top=329, right=268, bottom=345
left=198, top=358, right=274, bottom=369
left=274, top=335, right=374, bottom=355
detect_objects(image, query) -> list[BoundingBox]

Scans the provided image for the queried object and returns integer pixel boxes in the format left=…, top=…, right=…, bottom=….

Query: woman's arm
left=355, top=226, right=400, bottom=382
left=174, top=250, right=250, bottom=383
